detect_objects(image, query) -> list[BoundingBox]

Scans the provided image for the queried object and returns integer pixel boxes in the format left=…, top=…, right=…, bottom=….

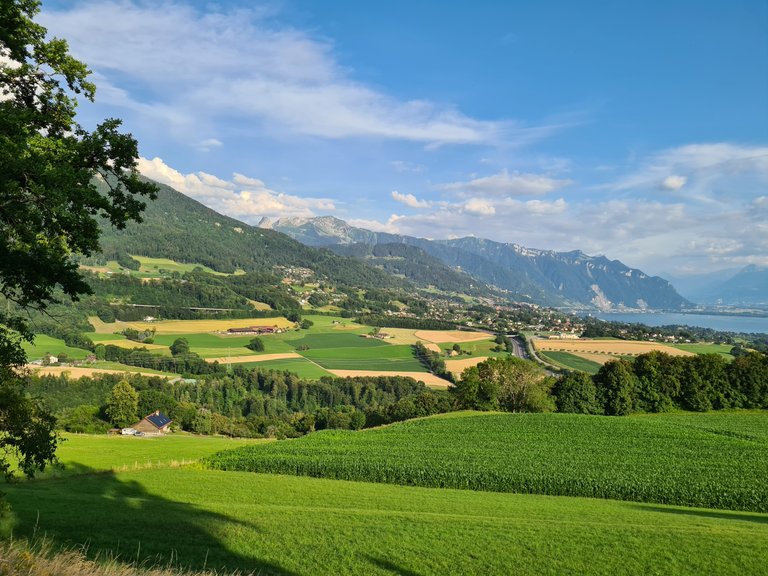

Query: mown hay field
left=533, top=338, right=695, bottom=361
left=207, top=411, right=768, bottom=512
left=329, top=370, right=452, bottom=388
left=444, top=356, right=489, bottom=375
left=121, top=317, right=296, bottom=334
left=414, top=330, right=492, bottom=344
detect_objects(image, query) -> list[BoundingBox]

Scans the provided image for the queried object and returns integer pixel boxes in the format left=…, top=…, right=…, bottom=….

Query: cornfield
left=206, top=411, right=768, bottom=512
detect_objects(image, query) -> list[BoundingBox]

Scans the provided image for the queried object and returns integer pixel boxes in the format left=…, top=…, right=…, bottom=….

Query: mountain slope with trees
left=265, top=216, right=690, bottom=310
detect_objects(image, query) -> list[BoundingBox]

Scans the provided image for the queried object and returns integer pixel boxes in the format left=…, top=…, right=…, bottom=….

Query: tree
left=246, top=337, right=265, bottom=352
left=552, top=372, right=601, bottom=414
left=594, top=359, right=637, bottom=416
left=0, top=1, right=157, bottom=476
left=105, top=380, right=139, bottom=428
left=170, top=337, right=190, bottom=356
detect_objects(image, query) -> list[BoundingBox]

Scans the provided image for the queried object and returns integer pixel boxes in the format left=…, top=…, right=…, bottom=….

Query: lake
left=593, top=312, right=768, bottom=334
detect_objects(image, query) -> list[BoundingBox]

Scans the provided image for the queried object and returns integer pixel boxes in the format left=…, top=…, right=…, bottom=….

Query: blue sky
left=39, top=0, right=768, bottom=277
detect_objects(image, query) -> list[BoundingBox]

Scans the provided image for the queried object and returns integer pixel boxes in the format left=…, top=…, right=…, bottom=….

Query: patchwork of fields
left=26, top=315, right=501, bottom=387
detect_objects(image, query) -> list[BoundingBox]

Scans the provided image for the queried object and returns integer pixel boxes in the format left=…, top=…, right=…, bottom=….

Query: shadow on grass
left=3, top=464, right=299, bottom=575
left=630, top=504, right=768, bottom=525
left=366, top=555, right=422, bottom=576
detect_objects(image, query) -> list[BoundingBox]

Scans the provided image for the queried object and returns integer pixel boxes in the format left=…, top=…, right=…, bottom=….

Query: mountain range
left=92, top=178, right=697, bottom=311
left=259, top=216, right=690, bottom=310
left=664, top=266, right=768, bottom=306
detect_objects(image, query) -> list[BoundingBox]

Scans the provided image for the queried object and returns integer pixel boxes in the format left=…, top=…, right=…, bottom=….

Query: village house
left=132, top=410, right=173, bottom=435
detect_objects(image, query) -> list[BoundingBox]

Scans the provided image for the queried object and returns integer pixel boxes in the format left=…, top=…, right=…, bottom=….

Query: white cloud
left=661, top=175, right=687, bottom=190
left=137, top=156, right=335, bottom=221
left=463, top=199, right=496, bottom=216
left=438, top=169, right=571, bottom=197
left=391, top=190, right=430, bottom=208
left=39, top=2, right=546, bottom=147
left=607, top=143, right=768, bottom=197
left=196, top=138, right=223, bottom=152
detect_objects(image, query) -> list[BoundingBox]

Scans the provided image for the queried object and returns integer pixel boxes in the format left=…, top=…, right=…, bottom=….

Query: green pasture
left=41, top=433, right=263, bottom=476
left=300, top=344, right=426, bottom=371
left=287, top=332, right=387, bottom=350
left=236, top=357, right=334, bottom=379
left=442, top=338, right=506, bottom=357
left=538, top=350, right=602, bottom=374
left=4, top=468, right=766, bottom=575
left=131, top=255, right=234, bottom=276
left=672, top=342, right=735, bottom=358
left=208, top=411, right=768, bottom=512
left=21, top=335, right=89, bottom=361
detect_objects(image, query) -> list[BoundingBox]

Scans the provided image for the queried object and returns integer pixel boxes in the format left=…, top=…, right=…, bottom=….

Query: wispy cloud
left=437, top=169, right=571, bottom=197
left=40, top=1, right=558, bottom=147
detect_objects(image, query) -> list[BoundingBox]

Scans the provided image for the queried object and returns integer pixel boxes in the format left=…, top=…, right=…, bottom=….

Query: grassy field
left=41, top=432, right=263, bottom=476
left=131, top=255, right=235, bottom=276
left=287, top=332, right=388, bottom=349
left=672, top=342, right=735, bottom=358
left=538, top=350, right=602, bottom=374
left=207, top=411, right=768, bottom=512
left=235, top=357, right=334, bottom=379
left=21, top=335, right=90, bottom=361
left=4, top=467, right=767, bottom=575
left=299, top=344, right=426, bottom=372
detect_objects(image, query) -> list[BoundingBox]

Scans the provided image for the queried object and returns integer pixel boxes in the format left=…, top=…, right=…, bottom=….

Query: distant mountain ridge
left=261, top=216, right=690, bottom=310
left=662, top=266, right=768, bottom=306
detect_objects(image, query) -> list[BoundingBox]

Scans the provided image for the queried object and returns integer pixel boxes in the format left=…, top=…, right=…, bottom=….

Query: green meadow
left=671, top=342, right=736, bottom=358
left=300, top=344, right=426, bottom=372
left=3, top=428, right=767, bottom=575
left=235, top=357, right=334, bottom=379
left=538, top=350, right=602, bottom=374
left=22, top=335, right=90, bottom=361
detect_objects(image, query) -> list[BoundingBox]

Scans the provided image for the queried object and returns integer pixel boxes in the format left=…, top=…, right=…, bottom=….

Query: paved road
left=507, top=335, right=529, bottom=360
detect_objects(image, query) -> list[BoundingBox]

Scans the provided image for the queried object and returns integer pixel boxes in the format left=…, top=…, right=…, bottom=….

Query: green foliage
left=169, top=337, right=189, bottom=356
left=207, top=411, right=768, bottom=512
left=57, top=405, right=110, bottom=434
left=105, top=380, right=138, bottom=427
left=594, top=359, right=637, bottom=416
left=552, top=372, right=601, bottom=414
left=245, top=337, right=265, bottom=352
left=453, top=357, right=553, bottom=413
left=0, top=370, right=58, bottom=478
left=300, top=318, right=314, bottom=329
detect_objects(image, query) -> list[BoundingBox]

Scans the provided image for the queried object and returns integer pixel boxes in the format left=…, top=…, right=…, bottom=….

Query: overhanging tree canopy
left=0, top=0, right=157, bottom=476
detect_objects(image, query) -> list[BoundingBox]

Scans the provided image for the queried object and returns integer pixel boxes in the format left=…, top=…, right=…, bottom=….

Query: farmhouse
left=132, top=410, right=173, bottom=435
left=226, top=325, right=280, bottom=335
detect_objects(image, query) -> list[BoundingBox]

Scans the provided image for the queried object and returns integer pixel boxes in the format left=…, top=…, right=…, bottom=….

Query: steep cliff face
left=266, top=216, right=690, bottom=310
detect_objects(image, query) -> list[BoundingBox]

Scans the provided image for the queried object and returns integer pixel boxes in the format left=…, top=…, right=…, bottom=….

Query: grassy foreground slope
left=5, top=468, right=768, bottom=576
left=207, top=411, right=768, bottom=512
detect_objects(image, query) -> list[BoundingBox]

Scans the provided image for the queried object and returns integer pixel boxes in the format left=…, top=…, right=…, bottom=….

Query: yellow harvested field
left=26, top=366, right=164, bottom=379
left=329, top=370, right=452, bottom=389
left=89, top=316, right=130, bottom=334
left=423, top=342, right=442, bottom=353
left=248, top=299, right=273, bottom=311
left=533, top=338, right=694, bottom=357
left=414, top=330, right=491, bottom=344
left=119, top=317, right=296, bottom=334
left=205, top=352, right=302, bottom=364
left=95, top=339, right=169, bottom=351
left=445, top=356, right=490, bottom=375
left=374, top=327, right=419, bottom=345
